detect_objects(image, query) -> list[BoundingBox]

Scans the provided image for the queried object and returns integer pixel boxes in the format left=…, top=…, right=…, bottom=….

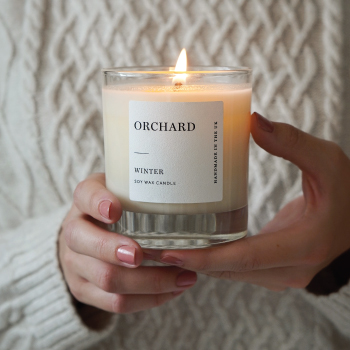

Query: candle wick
left=173, top=82, right=183, bottom=91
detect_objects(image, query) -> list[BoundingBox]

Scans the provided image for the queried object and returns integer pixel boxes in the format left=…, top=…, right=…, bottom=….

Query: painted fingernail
left=99, top=200, right=112, bottom=220
left=176, top=271, right=197, bottom=287
left=117, top=246, right=136, bottom=266
left=255, top=112, right=274, bottom=133
left=160, top=255, right=184, bottom=266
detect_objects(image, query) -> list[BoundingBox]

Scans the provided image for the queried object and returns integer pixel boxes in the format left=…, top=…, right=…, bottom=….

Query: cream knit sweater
left=1, top=0, right=350, bottom=349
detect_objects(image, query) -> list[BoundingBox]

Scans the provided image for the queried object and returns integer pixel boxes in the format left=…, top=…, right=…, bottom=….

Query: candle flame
left=175, top=48, right=187, bottom=72
left=173, top=48, right=187, bottom=85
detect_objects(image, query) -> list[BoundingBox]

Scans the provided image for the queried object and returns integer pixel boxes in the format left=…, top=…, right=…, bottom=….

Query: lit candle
left=102, top=49, right=251, bottom=249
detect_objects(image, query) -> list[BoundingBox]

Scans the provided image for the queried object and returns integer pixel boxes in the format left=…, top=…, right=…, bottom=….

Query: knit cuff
left=8, top=205, right=117, bottom=350
left=303, top=283, right=350, bottom=338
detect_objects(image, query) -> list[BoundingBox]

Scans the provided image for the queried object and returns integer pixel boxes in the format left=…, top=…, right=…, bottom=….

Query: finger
left=72, top=279, right=184, bottom=314
left=206, top=264, right=318, bottom=291
left=73, top=173, right=122, bottom=223
left=74, top=254, right=197, bottom=294
left=63, top=217, right=143, bottom=267
left=159, top=221, right=315, bottom=273
left=250, top=112, right=343, bottom=183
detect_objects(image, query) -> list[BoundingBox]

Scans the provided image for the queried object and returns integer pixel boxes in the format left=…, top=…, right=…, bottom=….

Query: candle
left=102, top=50, right=251, bottom=249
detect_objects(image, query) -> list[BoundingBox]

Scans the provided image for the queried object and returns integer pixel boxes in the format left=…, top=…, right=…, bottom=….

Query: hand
left=59, top=173, right=197, bottom=314
left=154, top=113, right=350, bottom=292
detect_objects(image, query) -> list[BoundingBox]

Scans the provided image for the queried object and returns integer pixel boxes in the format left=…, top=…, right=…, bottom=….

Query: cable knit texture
left=0, top=0, right=350, bottom=349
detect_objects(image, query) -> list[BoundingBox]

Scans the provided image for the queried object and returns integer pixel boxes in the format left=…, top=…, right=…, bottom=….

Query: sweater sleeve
left=302, top=283, right=350, bottom=338
left=0, top=205, right=117, bottom=350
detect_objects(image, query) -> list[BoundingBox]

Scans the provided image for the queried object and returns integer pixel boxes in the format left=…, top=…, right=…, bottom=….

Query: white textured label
left=129, top=101, right=223, bottom=203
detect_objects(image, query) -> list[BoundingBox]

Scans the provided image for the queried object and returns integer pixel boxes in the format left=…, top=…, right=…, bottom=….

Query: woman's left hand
left=149, top=112, right=350, bottom=291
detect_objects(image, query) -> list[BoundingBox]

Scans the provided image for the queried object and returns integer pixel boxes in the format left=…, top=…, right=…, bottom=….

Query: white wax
left=102, top=84, right=251, bottom=215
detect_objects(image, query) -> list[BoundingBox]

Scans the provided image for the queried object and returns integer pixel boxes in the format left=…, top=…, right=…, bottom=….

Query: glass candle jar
left=102, top=66, right=252, bottom=249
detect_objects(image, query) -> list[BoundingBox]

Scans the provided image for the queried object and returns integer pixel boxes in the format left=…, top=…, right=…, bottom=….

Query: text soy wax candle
left=102, top=49, right=251, bottom=249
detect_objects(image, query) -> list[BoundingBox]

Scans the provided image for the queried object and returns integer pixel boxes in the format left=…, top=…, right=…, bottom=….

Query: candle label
left=129, top=101, right=223, bottom=203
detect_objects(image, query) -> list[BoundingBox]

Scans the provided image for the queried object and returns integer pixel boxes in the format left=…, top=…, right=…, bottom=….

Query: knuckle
left=111, top=294, right=127, bottom=314
left=63, top=219, right=80, bottom=249
left=73, top=180, right=86, bottom=205
left=98, top=266, right=117, bottom=293
left=192, top=256, right=210, bottom=271
left=152, top=272, right=164, bottom=294
left=95, top=236, right=110, bottom=259
left=230, top=256, right=260, bottom=273
left=69, top=282, right=83, bottom=302
left=62, top=249, right=75, bottom=270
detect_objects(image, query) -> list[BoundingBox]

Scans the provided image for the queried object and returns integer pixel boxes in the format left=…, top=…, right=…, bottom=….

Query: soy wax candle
left=102, top=49, right=251, bottom=249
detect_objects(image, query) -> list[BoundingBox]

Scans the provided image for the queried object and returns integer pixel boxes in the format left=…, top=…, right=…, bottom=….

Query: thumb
left=251, top=112, right=336, bottom=178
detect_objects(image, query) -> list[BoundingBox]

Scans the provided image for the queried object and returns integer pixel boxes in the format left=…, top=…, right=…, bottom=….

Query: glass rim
left=102, top=66, right=252, bottom=75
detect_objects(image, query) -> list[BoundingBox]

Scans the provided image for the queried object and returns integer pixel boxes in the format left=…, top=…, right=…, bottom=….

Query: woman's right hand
left=59, top=173, right=197, bottom=314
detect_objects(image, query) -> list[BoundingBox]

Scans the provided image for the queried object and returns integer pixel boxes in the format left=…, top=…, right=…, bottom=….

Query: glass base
left=110, top=205, right=248, bottom=249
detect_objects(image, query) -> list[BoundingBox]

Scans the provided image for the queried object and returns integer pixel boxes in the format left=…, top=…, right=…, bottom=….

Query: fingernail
left=99, top=200, right=112, bottom=220
left=255, top=112, right=274, bottom=133
left=117, top=246, right=136, bottom=266
left=176, top=271, right=197, bottom=287
left=160, top=255, right=184, bottom=267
